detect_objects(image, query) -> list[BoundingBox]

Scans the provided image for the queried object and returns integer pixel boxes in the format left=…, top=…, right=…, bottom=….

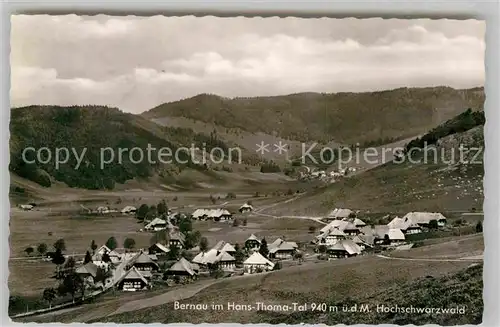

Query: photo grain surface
left=9, top=15, right=485, bottom=325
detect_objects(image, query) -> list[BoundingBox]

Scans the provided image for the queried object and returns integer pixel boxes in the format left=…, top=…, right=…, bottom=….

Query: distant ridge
left=142, top=86, right=484, bottom=144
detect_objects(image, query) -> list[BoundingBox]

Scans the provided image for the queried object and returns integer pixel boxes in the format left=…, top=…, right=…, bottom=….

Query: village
left=11, top=192, right=482, bottom=318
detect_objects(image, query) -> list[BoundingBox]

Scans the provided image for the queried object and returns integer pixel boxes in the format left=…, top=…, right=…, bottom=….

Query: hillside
left=142, top=87, right=485, bottom=144
left=9, top=105, right=252, bottom=190
left=404, top=108, right=485, bottom=153
left=263, top=263, right=483, bottom=325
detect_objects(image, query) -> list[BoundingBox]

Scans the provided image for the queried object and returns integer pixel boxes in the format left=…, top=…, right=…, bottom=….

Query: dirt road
left=376, top=254, right=482, bottom=262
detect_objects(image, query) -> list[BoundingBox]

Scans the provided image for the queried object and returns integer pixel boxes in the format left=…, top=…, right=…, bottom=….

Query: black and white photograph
left=9, top=15, right=485, bottom=325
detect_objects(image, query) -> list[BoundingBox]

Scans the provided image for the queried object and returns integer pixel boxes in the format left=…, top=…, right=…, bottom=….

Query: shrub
left=260, top=161, right=281, bottom=173
left=428, top=219, right=439, bottom=230
left=317, top=245, right=327, bottom=254
left=222, top=166, right=233, bottom=172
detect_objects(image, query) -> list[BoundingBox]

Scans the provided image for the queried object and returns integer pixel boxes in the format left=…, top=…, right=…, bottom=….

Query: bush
left=412, top=241, right=424, bottom=248
left=209, top=265, right=225, bottom=279
left=428, top=219, right=439, bottom=230
left=318, top=254, right=329, bottom=260
left=308, top=226, right=316, bottom=233
left=222, top=166, right=233, bottom=172
left=233, top=218, right=240, bottom=227
left=260, top=161, right=281, bottom=173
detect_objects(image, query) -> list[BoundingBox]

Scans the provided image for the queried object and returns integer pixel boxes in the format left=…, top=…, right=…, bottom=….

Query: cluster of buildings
left=75, top=245, right=161, bottom=292
left=244, top=234, right=299, bottom=260
left=168, top=235, right=300, bottom=278
left=313, top=209, right=448, bottom=259
left=77, top=205, right=138, bottom=215
left=73, top=230, right=300, bottom=292
left=68, top=206, right=449, bottom=295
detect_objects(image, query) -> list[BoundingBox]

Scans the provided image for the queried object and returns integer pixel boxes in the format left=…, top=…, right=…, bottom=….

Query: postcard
left=9, top=15, right=484, bottom=325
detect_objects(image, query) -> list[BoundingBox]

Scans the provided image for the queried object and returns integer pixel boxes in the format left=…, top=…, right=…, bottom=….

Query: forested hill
left=9, top=105, right=238, bottom=189
left=404, top=108, right=485, bottom=152
left=142, top=86, right=485, bottom=144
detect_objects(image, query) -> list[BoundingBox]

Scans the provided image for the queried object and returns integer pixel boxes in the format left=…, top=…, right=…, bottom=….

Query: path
left=376, top=254, right=483, bottom=262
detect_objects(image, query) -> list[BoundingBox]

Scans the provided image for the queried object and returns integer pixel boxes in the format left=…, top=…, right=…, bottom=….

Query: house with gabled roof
left=326, top=239, right=362, bottom=259
left=351, top=235, right=371, bottom=251
left=211, top=241, right=236, bottom=255
left=373, top=226, right=406, bottom=245
left=148, top=243, right=170, bottom=256
left=145, top=218, right=167, bottom=231
left=401, top=212, right=447, bottom=228
left=192, top=249, right=236, bottom=271
left=317, top=227, right=347, bottom=246
left=386, top=229, right=406, bottom=245
left=243, top=252, right=274, bottom=274
left=192, top=249, right=219, bottom=266
left=387, top=217, right=422, bottom=234
left=327, top=208, right=353, bottom=220
left=342, top=221, right=360, bottom=235
left=239, top=203, right=254, bottom=213
left=215, top=251, right=237, bottom=271
left=166, top=257, right=199, bottom=277
left=121, top=206, right=137, bottom=214
left=116, top=267, right=149, bottom=291
left=319, top=219, right=360, bottom=235
left=75, top=262, right=99, bottom=284
left=169, top=231, right=186, bottom=249
left=94, top=245, right=121, bottom=264
left=353, top=218, right=367, bottom=228
left=268, top=238, right=298, bottom=259
left=126, top=250, right=160, bottom=278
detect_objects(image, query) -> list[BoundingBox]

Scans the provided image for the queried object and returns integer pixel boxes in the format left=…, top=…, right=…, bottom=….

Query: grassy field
left=8, top=171, right=315, bottom=297
left=394, top=233, right=483, bottom=259
left=261, top=263, right=483, bottom=325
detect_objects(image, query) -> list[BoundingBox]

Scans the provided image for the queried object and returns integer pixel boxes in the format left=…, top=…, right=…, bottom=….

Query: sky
left=11, top=15, right=485, bottom=113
